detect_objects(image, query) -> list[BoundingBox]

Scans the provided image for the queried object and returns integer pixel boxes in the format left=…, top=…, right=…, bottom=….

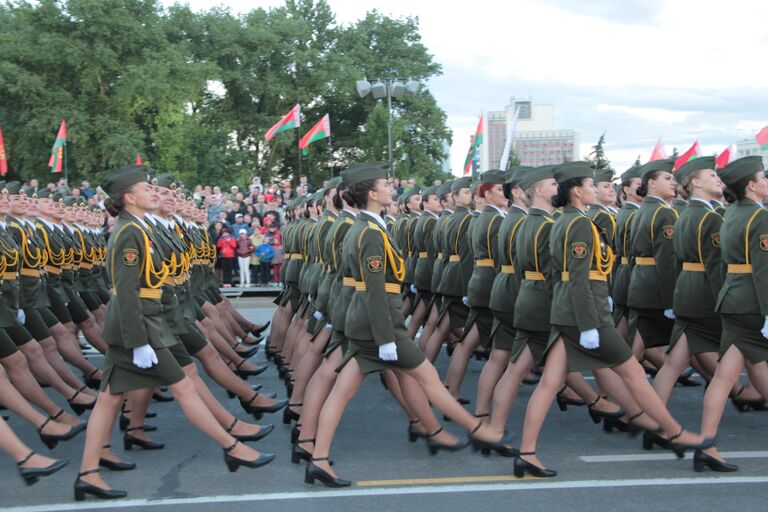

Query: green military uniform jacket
left=403, top=212, right=420, bottom=286
left=0, top=224, right=22, bottom=328
left=489, top=205, right=527, bottom=321
left=467, top=205, right=504, bottom=308
left=612, top=201, right=640, bottom=308
left=6, top=217, right=50, bottom=310
left=627, top=196, right=679, bottom=311
left=437, top=206, right=473, bottom=298
left=316, top=210, right=355, bottom=320
left=672, top=199, right=724, bottom=318
left=413, top=210, right=439, bottom=291
left=429, top=210, right=452, bottom=295
left=513, top=207, right=555, bottom=332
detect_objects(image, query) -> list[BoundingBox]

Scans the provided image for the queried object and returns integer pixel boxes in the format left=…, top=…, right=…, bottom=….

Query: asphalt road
left=1, top=297, right=767, bottom=511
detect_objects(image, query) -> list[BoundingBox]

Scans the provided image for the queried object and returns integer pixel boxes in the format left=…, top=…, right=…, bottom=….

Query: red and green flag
left=264, top=104, right=301, bottom=141
left=463, top=115, right=483, bottom=176
left=0, top=126, right=7, bottom=176
left=673, top=141, right=700, bottom=171
left=716, top=145, right=733, bottom=169
left=757, top=125, right=768, bottom=150
left=649, top=139, right=667, bottom=161
left=299, top=114, right=330, bottom=155
left=48, top=119, right=67, bottom=174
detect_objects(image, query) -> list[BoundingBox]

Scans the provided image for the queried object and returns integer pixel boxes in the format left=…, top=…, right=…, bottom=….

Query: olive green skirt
left=668, top=316, right=721, bottom=354
left=178, top=327, right=209, bottom=356
left=101, top=344, right=186, bottom=395
left=510, top=328, right=549, bottom=365
left=547, top=325, right=633, bottom=373
left=437, top=295, right=470, bottom=330
left=460, top=307, right=494, bottom=348
left=633, top=308, right=673, bottom=348
left=323, top=329, right=347, bottom=357
left=338, top=337, right=425, bottom=374
left=720, top=314, right=768, bottom=364
left=490, top=318, right=516, bottom=351
left=0, top=328, right=18, bottom=358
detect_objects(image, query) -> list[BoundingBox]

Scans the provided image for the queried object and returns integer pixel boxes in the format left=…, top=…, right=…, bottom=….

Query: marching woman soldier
left=305, top=163, right=507, bottom=487
left=627, top=159, right=679, bottom=363
left=400, top=189, right=422, bottom=318
left=408, top=185, right=442, bottom=339
left=612, top=166, right=643, bottom=341
left=697, top=156, right=768, bottom=472
left=444, top=171, right=507, bottom=402
left=514, top=162, right=713, bottom=478
left=421, top=177, right=474, bottom=362
left=74, top=167, right=273, bottom=501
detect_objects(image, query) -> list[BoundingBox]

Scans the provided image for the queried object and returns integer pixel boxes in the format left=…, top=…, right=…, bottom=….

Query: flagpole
left=64, top=137, right=68, bottom=183
left=328, top=133, right=334, bottom=179
left=296, top=123, right=302, bottom=188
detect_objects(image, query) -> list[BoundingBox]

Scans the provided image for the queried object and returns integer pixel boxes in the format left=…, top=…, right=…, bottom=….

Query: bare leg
left=487, top=347, right=534, bottom=437
left=19, top=341, right=94, bottom=405
left=407, top=300, right=428, bottom=340
left=193, top=344, right=276, bottom=406
left=394, top=370, right=457, bottom=445
left=297, top=347, right=343, bottom=445
left=48, top=322, right=102, bottom=378
left=289, top=328, right=329, bottom=408
left=78, top=315, right=108, bottom=354
left=474, top=347, right=510, bottom=416
left=418, top=305, right=440, bottom=352
left=653, top=335, right=692, bottom=405
left=0, top=417, right=61, bottom=470
left=700, top=345, right=746, bottom=461
left=0, top=366, right=74, bottom=436
left=423, top=315, right=451, bottom=362
left=443, top=325, right=481, bottom=399
left=37, top=337, right=95, bottom=393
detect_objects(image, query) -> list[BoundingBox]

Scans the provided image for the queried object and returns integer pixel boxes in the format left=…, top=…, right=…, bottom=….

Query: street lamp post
left=356, top=77, right=421, bottom=176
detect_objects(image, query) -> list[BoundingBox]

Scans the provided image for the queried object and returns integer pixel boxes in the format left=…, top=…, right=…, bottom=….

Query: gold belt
left=79, top=262, right=93, bottom=270
left=418, top=252, right=429, bottom=258
left=139, top=288, right=162, bottom=299
left=290, top=254, right=303, bottom=260
left=437, top=252, right=443, bottom=259
left=475, top=258, right=494, bottom=267
left=727, top=264, right=752, bottom=274
left=352, top=280, right=400, bottom=294
left=501, top=264, right=515, bottom=274
left=45, top=265, right=61, bottom=275
left=342, top=277, right=355, bottom=287
left=20, top=268, right=42, bottom=277
left=635, top=257, right=656, bottom=266
left=620, top=257, right=629, bottom=265
left=449, top=255, right=460, bottom=262
left=1, top=272, right=18, bottom=280
left=60, top=264, right=73, bottom=270
left=162, top=276, right=175, bottom=286
left=561, top=270, right=608, bottom=282
left=524, top=271, right=545, bottom=281
left=682, top=262, right=705, bottom=272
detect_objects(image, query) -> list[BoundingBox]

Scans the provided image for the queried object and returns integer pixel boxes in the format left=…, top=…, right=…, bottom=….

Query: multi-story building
left=480, top=98, right=580, bottom=171
left=736, top=138, right=768, bottom=167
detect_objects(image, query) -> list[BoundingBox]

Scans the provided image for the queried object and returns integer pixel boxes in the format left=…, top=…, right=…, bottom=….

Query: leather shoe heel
left=17, top=452, right=68, bottom=486
left=123, top=428, right=164, bottom=451
left=74, top=469, right=127, bottom=501
left=223, top=441, right=274, bottom=472
left=305, top=457, right=350, bottom=487
left=693, top=449, right=738, bottom=472
left=513, top=452, right=556, bottom=478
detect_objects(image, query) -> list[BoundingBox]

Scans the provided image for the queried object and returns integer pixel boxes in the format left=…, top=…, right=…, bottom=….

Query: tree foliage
left=584, top=132, right=610, bottom=171
left=0, top=0, right=451, bottom=187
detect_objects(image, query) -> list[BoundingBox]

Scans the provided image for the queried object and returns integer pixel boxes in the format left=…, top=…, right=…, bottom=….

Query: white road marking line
left=6, top=476, right=768, bottom=512
left=581, top=451, right=768, bottom=462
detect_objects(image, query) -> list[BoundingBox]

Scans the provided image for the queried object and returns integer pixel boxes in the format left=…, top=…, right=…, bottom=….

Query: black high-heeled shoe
left=227, top=383, right=264, bottom=399
left=239, top=392, right=288, bottom=419
left=123, top=427, right=164, bottom=451
left=84, top=369, right=101, bottom=390
left=556, top=386, right=586, bottom=411
left=730, top=385, right=768, bottom=412
left=223, top=440, right=274, bottom=472
left=587, top=396, right=625, bottom=424
left=99, top=444, right=136, bottom=471
left=676, top=367, right=701, bottom=387
left=470, top=422, right=515, bottom=456
left=235, top=360, right=269, bottom=379
left=74, top=469, right=127, bottom=501
left=283, top=403, right=301, bottom=425
left=603, top=410, right=643, bottom=436
left=38, top=417, right=86, bottom=449
left=250, top=321, right=271, bottom=336
left=665, top=429, right=715, bottom=458
left=427, top=427, right=470, bottom=455
left=291, top=423, right=301, bottom=445
left=292, top=439, right=313, bottom=464
left=68, top=386, right=95, bottom=416
left=152, top=390, right=174, bottom=402
left=225, top=418, right=274, bottom=442
left=693, top=449, right=738, bottom=472
left=305, top=457, right=350, bottom=487
left=642, top=428, right=669, bottom=450
left=513, top=452, right=556, bottom=478
left=234, top=343, right=260, bottom=359
left=408, top=419, right=429, bottom=443
left=17, top=451, right=68, bottom=486
left=119, top=413, right=157, bottom=432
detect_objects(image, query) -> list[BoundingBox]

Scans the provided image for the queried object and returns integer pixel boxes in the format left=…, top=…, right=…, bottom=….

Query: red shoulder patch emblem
left=663, top=225, right=674, bottom=240
left=760, top=235, right=768, bottom=252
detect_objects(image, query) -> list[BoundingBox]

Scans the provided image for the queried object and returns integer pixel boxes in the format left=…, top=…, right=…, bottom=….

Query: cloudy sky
left=174, top=0, right=768, bottom=175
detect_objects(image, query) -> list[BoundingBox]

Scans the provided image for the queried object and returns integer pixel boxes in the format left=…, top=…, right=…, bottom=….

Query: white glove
left=378, top=342, right=398, bottom=361
left=325, top=323, right=333, bottom=331
left=664, top=309, right=675, bottom=320
left=307, top=296, right=312, bottom=304
left=607, top=297, right=614, bottom=313
left=132, top=344, right=158, bottom=369
left=762, top=317, right=768, bottom=340
left=410, top=284, right=418, bottom=294
left=462, top=296, right=469, bottom=307
left=16, top=309, right=25, bottom=325
left=579, top=329, right=600, bottom=350
left=313, top=310, right=323, bottom=320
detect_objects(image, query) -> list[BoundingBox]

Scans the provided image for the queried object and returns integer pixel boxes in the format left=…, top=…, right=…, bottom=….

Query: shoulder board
left=367, top=221, right=383, bottom=231
left=344, top=218, right=354, bottom=225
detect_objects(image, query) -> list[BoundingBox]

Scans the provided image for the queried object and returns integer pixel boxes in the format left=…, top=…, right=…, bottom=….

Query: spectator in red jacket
left=216, top=227, right=237, bottom=286
left=235, top=229, right=255, bottom=286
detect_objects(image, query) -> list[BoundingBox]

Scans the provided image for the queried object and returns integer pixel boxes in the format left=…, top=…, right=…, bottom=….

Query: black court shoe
left=240, top=393, right=288, bottom=419
left=470, top=422, right=515, bottom=457
left=556, top=386, right=586, bottom=411
left=38, top=417, right=86, bottom=449
left=234, top=343, right=260, bottom=359
left=74, top=469, right=127, bottom=501
left=17, top=451, right=68, bottom=486
left=291, top=439, right=333, bottom=465
left=152, top=390, right=174, bottom=402
left=603, top=410, right=644, bottom=437
left=427, top=427, right=470, bottom=455
left=693, top=449, right=738, bottom=472
left=223, top=441, right=274, bottom=472
left=305, top=457, right=350, bottom=487
left=283, top=403, right=302, bottom=424
left=408, top=419, right=429, bottom=443
left=666, top=429, right=715, bottom=458
left=587, top=396, right=625, bottom=424
left=99, top=444, right=136, bottom=471
left=225, top=418, right=274, bottom=443
left=227, top=383, right=263, bottom=399
left=68, top=386, right=95, bottom=416
left=123, top=427, right=164, bottom=451
left=250, top=321, right=271, bottom=336
left=730, top=386, right=768, bottom=412
left=513, top=452, right=557, bottom=478
left=235, top=361, right=269, bottom=379
left=84, top=369, right=101, bottom=390
left=119, top=413, right=156, bottom=432
left=642, top=428, right=669, bottom=450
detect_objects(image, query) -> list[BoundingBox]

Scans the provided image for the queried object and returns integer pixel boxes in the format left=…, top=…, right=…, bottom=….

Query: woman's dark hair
left=332, top=183, right=347, bottom=210
left=551, top=177, right=585, bottom=208
left=502, top=182, right=515, bottom=201
left=723, top=172, right=758, bottom=204
left=103, top=186, right=134, bottom=217
left=342, top=180, right=378, bottom=209
left=636, top=170, right=663, bottom=198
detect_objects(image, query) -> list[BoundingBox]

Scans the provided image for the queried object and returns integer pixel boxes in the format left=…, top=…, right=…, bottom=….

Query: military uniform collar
left=454, top=205, right=470, bottom=213
left=592, top=203, right=611, bottom=213
left=624, top=200, right=641, bottom=210
left=442, top=208, right=453, bottom=215
left=563, top=205, right=589, bottom=215
left=37, top=217, right=56, bottom=231
left=509, top=204, right=527, bottom=215
left=485, top=204, right=507, bottom=217
left=711, top=199, right=725, bottom=209
left=528, top=207, right=553, bottom=218
left=342, top=209, right=357, bottom=219
left=360, top=210, right=387, bottom=230
left=424, top=210, right=440, bottom=220
left=689, top=198, right=714, bottom=210
left=645, top=195, right=671, bottom=207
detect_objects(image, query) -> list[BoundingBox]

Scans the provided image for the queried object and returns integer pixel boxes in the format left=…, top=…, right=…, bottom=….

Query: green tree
left=584, top=132, right=610, bottom=171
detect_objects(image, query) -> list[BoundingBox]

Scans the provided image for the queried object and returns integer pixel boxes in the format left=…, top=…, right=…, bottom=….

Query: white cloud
left=596, top=104, right=699, bottom=124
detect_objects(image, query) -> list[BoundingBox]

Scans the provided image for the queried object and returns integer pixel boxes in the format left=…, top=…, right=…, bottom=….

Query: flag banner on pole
left=757, top=125, right=768, bottom=150
left=673, top=141, right=700, bottom=171
left=0, top=126, right=7, bottom=176
left=499, top=105, right=521, bottom=171
left=649, top=139, right=667, bottom=162
left=136, top=154, right=143, bottom=166
left=716, top=145, right=733, bottom=169
left=463, top=115, right=483, bottom=176
left=299, top=114, right=331, bottom=150
left=48, top=119, right=67, bottom=174
left=264, top=104, right=301, bottom=141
